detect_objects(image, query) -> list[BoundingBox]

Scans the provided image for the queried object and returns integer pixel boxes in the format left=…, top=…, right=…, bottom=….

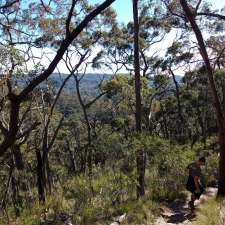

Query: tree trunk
left=169, top=67, right=183, bottom=122
left=0, top=97, right=20, bottom=157
left=74, top=75, right=93, bottom=176
left=12, top=145, right=24, bottom=170
left=36, top=149, right=45, bottom=203
left=180, top=0, right=225, bottom=196
left=133, top=0, right=145, bottom=197
left=169, top=67, right=186, bottom=143
left=66, top=139, right=76, bottom=173
left=45, top=158, right=52, bottom=194
left=11, top=175, right=20, bottom=216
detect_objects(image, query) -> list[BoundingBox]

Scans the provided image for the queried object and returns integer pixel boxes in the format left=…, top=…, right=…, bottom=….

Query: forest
left=0, top=0, right=225, bottom=224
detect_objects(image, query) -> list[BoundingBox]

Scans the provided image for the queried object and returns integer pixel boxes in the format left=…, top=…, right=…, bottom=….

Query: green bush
left=1, top=134, right=217, bottom=225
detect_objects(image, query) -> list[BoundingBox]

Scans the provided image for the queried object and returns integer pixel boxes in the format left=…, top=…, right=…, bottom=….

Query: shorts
left=186, top=175, right=204, bottom=199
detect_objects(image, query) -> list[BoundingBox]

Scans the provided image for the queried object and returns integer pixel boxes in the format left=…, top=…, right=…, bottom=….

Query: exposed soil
left=155, top=187, right=217, bottom=225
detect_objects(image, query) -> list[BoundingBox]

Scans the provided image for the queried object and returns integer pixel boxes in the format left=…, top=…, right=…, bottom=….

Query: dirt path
left=155, top=187, right=217, bottom=225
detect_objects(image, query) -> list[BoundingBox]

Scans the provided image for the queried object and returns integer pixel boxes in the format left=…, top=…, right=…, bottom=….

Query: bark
left=36, top=149, right=45, bottom=203
left=180, top=0, right=225, bottom=196
left=45, top=158, right=52, bottom=194
left=133, top=0, right=145, bottom=197
left=12, top=145, right=24, bottom=170
left=0, top=96, right=20, bottom=157
left=197, top=12, right=225, bottom=20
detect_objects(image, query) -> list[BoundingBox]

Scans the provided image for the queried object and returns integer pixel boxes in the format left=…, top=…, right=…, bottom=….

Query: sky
left=102, top=0, right=133, bottom=23
left=27, top=0, right=225, bottom=75
left=108, top=0, right=223, bottom=23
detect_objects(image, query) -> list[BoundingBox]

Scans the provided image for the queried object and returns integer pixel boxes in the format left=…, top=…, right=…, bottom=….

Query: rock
left=155, top=216, right=167, bottom=225
left=110, top=213, right=126, bottom=225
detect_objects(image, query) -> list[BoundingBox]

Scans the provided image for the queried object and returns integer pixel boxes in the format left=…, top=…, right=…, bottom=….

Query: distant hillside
left=49, top=73, right=111, bottom=94
left=48, top=73, right=183, bottom=94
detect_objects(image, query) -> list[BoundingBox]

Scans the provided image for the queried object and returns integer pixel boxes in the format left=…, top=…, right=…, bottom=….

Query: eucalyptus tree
left=179, top=0, right=225, bottom=197
left=132, top=0, right=146, bottom=197
left=0, top=0, right=117, bottom=209
left=0, top=0, right=116, bottom=157
left=162, top=0, right=225, bottom=196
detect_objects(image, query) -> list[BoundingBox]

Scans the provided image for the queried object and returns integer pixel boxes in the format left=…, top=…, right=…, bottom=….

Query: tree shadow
left=163, top=199, right=196, bottom=224
left=166, top=212, right=195, bottom=224
left=161, top=188, right=218, bottom=224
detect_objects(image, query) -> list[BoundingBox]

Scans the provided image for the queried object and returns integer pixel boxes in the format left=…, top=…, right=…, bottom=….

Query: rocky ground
left=154, top=187, right=217, bottom=225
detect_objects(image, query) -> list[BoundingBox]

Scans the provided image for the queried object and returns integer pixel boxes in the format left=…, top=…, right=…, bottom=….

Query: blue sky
left=92, top=0, right=132, bottom=23
left=111, top=0, right=133, bottom=23
left=92, top=0, right=223, bottom=23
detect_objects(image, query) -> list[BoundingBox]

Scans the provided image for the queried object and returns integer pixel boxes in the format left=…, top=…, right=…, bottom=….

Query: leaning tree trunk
left=133, top=0, right=145, bottom=197
left=180, top=0, right=225, bottom=196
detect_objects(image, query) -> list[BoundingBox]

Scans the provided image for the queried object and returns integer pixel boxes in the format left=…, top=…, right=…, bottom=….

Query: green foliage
left=1, top=0, right=224, bottom=224
left=0, top=132, right=219, bottom=224
left=63, top=168, right=136, bottom=224
left=123, top=197, right=160, bottom=225
left=0, top=46, right=25, bottom=76
left=141, top=135, right=195, bottom=200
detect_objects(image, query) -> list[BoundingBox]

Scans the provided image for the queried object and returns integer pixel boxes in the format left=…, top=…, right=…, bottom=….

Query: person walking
left=186, top=157, right=206, bottom=211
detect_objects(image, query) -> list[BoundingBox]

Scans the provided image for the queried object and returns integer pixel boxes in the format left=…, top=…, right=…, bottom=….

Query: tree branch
left=0, top=0, right=19, bottom=10
left=85, top=91, right=107, bottom=109
left=213, top=45, right=225, bottom=70
left=195, top=0, right=202, bottom=13
left=66, top=0, right=78, bottom=36
left=16, top=122, right=41, bottom=140
left=18, top=0, right=115, bottom=101
left=197, top=12, right=225, bottom=20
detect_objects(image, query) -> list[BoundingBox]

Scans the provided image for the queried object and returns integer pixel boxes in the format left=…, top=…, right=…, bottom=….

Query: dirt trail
left=154, top=187, right=217, bottom=225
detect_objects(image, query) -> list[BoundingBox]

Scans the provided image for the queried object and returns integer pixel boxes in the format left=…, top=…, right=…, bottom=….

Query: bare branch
left=40, top=0, right=52, bottom=14
left=66, top=0, right=78, bottom=36
left=16, top=121, right=41, bottom=140
left=195, top=0, right=202, bottom=13
left=197, top=12, right=225, bottom=20
left=18, top=0, right=116, bottom=101
left=85, top=91, right=107, bottom=109
left=0, top=0, right=19, bottom=10
left=42, top=115, right=64, bottom=164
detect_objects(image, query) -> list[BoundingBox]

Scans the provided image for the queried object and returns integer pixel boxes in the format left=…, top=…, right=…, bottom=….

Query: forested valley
left=0, top=0, right=225, bottom=224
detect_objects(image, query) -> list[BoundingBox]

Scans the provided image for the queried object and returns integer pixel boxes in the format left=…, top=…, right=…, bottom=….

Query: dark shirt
left=187, top=162, right=201, bottom=178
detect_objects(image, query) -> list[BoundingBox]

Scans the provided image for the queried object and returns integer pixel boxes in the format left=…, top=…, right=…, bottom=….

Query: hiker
left=186, top=157, right=206, bottom=211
